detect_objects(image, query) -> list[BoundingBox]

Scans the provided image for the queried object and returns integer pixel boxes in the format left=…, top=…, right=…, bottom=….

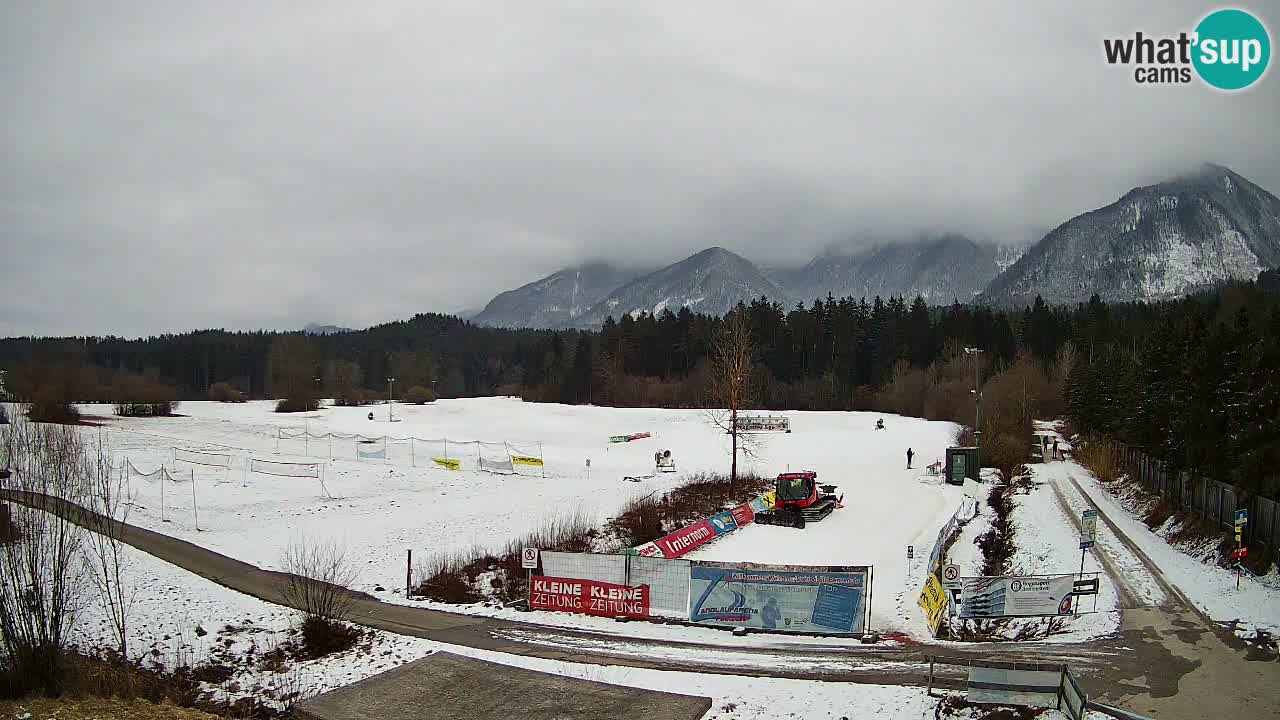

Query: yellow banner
left=761, top=491, right=776, bottom=509
left=511, top=455, right=544, bottom=467
left=918, top=573, right=948, bottom=636
left=433, top=457, right=461, bottom=471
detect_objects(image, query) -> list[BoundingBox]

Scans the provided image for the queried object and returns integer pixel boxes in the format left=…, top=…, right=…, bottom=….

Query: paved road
left=3, top=487, right=1276, bottom=719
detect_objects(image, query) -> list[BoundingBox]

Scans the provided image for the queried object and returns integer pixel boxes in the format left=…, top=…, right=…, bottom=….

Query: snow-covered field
left=76, top=399, right=963, bottom=635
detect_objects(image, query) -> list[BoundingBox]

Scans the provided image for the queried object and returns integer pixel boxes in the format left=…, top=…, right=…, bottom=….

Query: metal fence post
left=406, top=549, right=413, bottom=597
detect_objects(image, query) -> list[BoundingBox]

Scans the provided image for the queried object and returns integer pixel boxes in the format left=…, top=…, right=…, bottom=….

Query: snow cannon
left=753, top=471, right=843, bottom=529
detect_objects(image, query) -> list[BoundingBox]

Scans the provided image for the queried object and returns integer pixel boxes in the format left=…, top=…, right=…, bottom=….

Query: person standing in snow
left=906, top=447, right=914, bottom=469
left=1052, top=438, right=1060, bottom=461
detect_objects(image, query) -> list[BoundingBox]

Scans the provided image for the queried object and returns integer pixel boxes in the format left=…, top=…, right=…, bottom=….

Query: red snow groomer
left=753, top=471, right=843, bottom=529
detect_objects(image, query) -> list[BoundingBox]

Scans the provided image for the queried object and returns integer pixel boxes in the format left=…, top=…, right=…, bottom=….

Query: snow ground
left=74, top=399, right=962, bottom=636
left=928, top=466, right=1121, bottom=643
left=1033, top=420, right=1280, bottom=639
left=71, top=535, right=1109, bottom=720
left=1041, top=460, right=1280, bottom=638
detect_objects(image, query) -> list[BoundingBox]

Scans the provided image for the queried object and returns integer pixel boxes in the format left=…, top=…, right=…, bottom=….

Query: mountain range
left=472, top=164, right=1280, bottom=329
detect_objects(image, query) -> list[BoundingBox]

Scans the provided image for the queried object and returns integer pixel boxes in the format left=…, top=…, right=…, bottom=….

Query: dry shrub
left=1141, top=497, right=1175, bottom=529
left=112, top=372, right=179, bottom=417
left=416, top=510, right=597, bottom=604
left=275, top=398, right=319, bottom=413
left=402, top=385, right=435, bottom=404
left=977, top=481, right=1017, bottom=576
left=1074, top=437, right=1121, bottom=483
left=280, top=539, right=360, bottom=658
left=609, top=494, right=663, bottom=547
left=296, top=616, right=361, bottom=660
left=207, top=382, right=244, bottom=403
left=415, top=553, right=483, bottom=603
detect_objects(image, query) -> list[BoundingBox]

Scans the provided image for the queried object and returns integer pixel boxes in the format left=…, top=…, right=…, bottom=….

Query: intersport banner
left=654, top=519, right=717, bottom=557
left=959, top=575, right=1076, bottom=618
left=708, top=511, right=737, bottom=535
left=730, top=503, right=754, bottom=527
left=689, top=562, right=870, bottom=633
left=529, top=576, right=650, bottom=619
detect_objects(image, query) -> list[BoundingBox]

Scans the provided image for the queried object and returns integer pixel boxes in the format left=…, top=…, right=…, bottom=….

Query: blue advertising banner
left=748, top=496, right=769, bottom=514
left=707, top=511, right=738, bottom=535
left=689, top=562, right=870, bottom=633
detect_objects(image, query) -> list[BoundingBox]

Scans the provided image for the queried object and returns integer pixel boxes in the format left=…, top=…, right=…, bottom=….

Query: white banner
left=357, top=439, right=386, bottom=460
left=733, top=415, right=791, bottom=433
left=175, top=448, right=231, bottom=468
left=959, top=575, right=1077, bottom=618
left=250, top=458, right=322, bottom=479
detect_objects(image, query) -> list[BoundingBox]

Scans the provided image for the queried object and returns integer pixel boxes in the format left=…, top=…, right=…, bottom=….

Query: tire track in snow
left=1057, top=471, right=1202, bottom=619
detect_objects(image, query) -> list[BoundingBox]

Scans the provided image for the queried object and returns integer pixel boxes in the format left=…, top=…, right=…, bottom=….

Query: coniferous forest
left=2, top=269, right=1278, bottom=496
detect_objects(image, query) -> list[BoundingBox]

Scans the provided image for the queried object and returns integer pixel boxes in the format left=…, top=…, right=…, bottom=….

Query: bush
left=403, top=385, right=435, bottom=404
left=415, top=553, right=483, bottom=604
left=112, top=372, right=179, bottom=417
left=280, top=539, right=359, bottom=624
left=207, top=382, right=245, bottom=402
left=1074, top=437, right=1121, bottom=483
left=297, top=616, right=361, bottom=660
left=275, top=397, right=319, bottom=413
left=976, top=481, right=1017, bottom=576
left=27, top=390, right=80, bottom=425
left=415, top=509, right=598, bottom=604
left=333, top=388, right=373, bottom=407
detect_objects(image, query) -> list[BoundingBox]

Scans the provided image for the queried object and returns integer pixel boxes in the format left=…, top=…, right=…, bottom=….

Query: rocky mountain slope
left=569, top=247, right=789, bottom=327
left=471, top=262, right=640, bottom=328
left=777, top=235, right=1012, bottom=305
left=981, top=164, right=1280, bottom=306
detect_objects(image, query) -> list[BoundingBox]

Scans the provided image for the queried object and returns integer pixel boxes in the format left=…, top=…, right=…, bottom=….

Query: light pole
left=431, top=379, right=437, bottom=401
left=386, top=377, right=396, bottom=422
left=964, top=347, right=984, bottom=472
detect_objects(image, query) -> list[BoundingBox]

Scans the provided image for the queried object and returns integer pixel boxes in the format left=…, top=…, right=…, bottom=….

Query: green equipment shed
left=945, top=446, right=979, bottom=485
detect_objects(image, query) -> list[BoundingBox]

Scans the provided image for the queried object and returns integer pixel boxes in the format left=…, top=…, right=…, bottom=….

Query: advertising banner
left=918, top=573, right=948, bottom=635
left=432, top=457, right=461, bottom=471
left=529, top=576, right=649, bottom=619
left=654, top=520, right=717, bottom=557
left=708, top=511, right=738, bottom=535
left=959, top=575, right=1076, bottom=618
left=511, top=455, right=544, bottom=467
left=631, top=541, right=663, bottom=558
left=748, top=496, right=769, bottom=514
left=731, top=503, right=755, bottom=527
left=689, top=562, right=869, bottom=633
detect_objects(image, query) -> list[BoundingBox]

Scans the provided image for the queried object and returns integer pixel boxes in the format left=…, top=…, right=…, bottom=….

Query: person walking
left=906, top=447, right=914, bottom=469
left=1052, top=438, right=1060, bottom=461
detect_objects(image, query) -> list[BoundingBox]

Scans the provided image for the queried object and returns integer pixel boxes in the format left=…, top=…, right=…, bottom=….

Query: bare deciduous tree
left=83, top=432, right=135, bottom=661
left=705, top=310, right=761, bottom=488
left=0, top=415, right=90, bottom=695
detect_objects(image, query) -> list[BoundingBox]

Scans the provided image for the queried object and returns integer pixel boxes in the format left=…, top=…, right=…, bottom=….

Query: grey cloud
left=3, top=1, right=1278, bottom=336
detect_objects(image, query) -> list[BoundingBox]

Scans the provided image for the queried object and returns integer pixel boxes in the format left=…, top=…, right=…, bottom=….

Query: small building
left=945, top=446, right=979, bottom=484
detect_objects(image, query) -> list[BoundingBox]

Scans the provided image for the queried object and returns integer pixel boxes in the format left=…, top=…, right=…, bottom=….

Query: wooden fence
left=1115, top=443, right=1279, bottom=562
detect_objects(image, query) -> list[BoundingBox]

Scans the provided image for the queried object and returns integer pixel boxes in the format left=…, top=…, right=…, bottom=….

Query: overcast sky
left=3, top=2, right=1277, bottom=337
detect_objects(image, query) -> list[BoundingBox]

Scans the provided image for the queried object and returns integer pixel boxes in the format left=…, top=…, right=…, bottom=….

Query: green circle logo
left=1192, top=9, right=1271, bottom=90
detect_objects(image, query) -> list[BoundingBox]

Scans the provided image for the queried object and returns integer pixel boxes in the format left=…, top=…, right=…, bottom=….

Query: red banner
left=654, top=519, right=717, bottom=557
left=731, top=503, right=754, bottom=527
left=529, top=576, right=649, bottom=619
